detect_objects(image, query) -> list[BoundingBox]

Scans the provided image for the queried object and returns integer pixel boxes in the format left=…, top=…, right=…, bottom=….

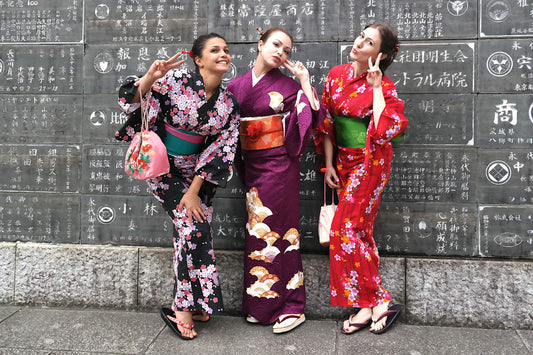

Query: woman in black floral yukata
left=115, top=33, right=239, bottom=340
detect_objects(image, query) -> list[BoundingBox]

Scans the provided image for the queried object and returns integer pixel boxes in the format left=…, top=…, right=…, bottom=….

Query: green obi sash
left=334, top=115, right=403, bottom=148
left=163, top=123, right=204, bottom=156
left=334, top=115, right=369, bottom=148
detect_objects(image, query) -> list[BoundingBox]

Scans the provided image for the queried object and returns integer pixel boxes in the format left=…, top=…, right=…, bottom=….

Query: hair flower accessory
left=180, top=50, right=193, bottom=59
left=394, top=43, right=400, bottom=54
left=256, top=27, right=274, bottom=38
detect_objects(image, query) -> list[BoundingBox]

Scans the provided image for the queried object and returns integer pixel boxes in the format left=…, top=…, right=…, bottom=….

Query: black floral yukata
left=115, top=67, right=240, bottom=315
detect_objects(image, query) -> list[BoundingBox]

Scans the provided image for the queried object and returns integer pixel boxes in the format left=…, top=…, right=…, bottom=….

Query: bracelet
left=320, top=166, right=334, bottom=173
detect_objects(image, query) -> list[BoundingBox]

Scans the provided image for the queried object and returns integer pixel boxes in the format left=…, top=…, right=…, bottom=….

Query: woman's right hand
left=322, top=136, right=339, bottom=189
left=178, top=190, right=206, bottom=224
left=325, top=167, right=340, bottom=189
left=146, top=52, right=187, bottom=82
left=134, top=52, right=187, bottom=102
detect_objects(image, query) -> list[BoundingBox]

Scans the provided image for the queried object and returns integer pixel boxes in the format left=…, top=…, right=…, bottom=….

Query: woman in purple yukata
left=227, top=27, right=325, bottom=334
left=115, top=33, right=240, bottom=340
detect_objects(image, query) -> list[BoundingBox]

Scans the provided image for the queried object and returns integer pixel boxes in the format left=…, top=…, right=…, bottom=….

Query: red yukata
left=314, top=63, right=408, bottom=308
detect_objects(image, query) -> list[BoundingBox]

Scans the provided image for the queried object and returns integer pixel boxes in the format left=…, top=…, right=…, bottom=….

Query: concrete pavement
left=0, top=306, right=532, bottom=354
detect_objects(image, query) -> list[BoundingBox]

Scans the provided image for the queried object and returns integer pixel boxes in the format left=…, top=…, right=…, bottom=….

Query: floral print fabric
left=315, top=63, right=408, bottom=308
left=228, top=68, right=325, bottom=324
left=116, top=68, right=240, bottom=314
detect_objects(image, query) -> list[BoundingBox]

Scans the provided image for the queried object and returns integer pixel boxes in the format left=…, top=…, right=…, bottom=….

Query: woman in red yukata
left=314, top=23, right=408, bottom=335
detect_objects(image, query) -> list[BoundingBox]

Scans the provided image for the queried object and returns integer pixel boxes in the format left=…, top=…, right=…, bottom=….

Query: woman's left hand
left=178, top=191, right=206, bottom=224
left=366, top=53, right=383, bottom=88
left=283, top=59, right=320, bottom=110
left=283, top=59, right=310, bottom=83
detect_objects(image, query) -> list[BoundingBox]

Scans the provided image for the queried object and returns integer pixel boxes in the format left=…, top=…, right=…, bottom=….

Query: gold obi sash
left=239, top=114, right=285, bottom=150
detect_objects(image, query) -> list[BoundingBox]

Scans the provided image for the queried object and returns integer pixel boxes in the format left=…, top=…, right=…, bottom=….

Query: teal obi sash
left=163, top=123, right=204, bottom=156
left=334, top=115, right=403, bottom=148
left=334, top=115, right=369, bottom=148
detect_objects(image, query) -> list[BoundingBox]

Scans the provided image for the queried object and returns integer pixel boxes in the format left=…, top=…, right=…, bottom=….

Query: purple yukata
left=115, top=68, right=240, bottom=316
left=228, top=68, right=323, bottom=324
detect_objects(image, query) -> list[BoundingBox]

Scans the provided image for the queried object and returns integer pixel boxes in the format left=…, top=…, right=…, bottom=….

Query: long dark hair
left=365, top=23, right=399, bottom=73
left=191, top=33, right=227, bottom=69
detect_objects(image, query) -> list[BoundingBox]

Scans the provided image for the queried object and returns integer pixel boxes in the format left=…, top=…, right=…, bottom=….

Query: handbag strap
left=137, top=85, right=149, bottom=131
left=323, top=179, right=336, bottom=206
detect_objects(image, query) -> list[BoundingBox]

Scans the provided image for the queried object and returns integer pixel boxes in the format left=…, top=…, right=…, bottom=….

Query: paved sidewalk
left=0, top=306, right=531, bottom=354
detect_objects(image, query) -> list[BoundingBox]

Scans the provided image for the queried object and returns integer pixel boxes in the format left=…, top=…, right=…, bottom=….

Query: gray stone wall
left=1, top=242, right=531, bottom=330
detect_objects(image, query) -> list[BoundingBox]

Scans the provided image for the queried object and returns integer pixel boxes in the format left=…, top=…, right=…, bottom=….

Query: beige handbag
left=318, top=181, right=337, bottom=247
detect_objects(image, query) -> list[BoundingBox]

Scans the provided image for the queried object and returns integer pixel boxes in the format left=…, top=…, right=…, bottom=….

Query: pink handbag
left=124, top=87, right=169, bottom=180
left=318, top=181, right=337, bottom=247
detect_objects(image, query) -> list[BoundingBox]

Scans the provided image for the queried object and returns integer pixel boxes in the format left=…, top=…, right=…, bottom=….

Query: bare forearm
left=324, top=135, right=335, bottom=167
left=372, top=85, right=385, bottom=127
left=187, top=175, right=204, bottom=196
left=300, top=79, right=319, bottom=111
left=132, top=74, right=158, bottom=103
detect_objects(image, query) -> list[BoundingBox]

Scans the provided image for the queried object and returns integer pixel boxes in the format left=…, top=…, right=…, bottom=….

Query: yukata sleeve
left=283, top=88, right=311, bottom=158
left=367, top=79, right=408, bottom=145
left=114, top=75, right=167, bottom=142
left=310, top=87, right=327, bottom=130
left=195, top=95, right=240, bottom=188
left=284, top=78, right=330, bottom=158
left=232, top=142, right=246, bottom=186
left=313, top=71, right=336, bottom=155
left=226, top=78, right=246, bottom=185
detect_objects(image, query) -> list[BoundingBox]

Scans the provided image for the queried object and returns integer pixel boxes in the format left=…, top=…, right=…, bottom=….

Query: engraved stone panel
left=209, top=0, right=339, bottom=42
left=84, top=44, right=194, bottom=94
left=478, top=149, right=533, bottom=204
left=0, top=94, right=82, bottom=144
left=0, top=0, right=83, bottom=42
left=0, top=145, right=81, bottom=193
left=384, top=147, right=476, bottom=203
left=480, top=0, right=533, bottom=37
left=85, top=0, right=207, bottom=44
left=480, top=205, right=533, bottom=259
left=374, top=202, right=478, bottom=257
left=478, top=38, right=533, bottom=94
left=0, top=193, right=80, bottom=243
left=0, top=45, right=83, bottom=94
left=476, top=94, right=533, bottom=148
left=339, top=0, right=477, bottom=41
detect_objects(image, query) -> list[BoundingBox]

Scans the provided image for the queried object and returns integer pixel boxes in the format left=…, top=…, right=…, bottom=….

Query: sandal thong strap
left=167, top=315, right=195, bottom=329
left=348, top=314, right=372, bottom=327
left=348, top=321, right=371, bottom=327
left=276, top=314, right=302, bottom=323
left=372, top=309, right=398, bottom=323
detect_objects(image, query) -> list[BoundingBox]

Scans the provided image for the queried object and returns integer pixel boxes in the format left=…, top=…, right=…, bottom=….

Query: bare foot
left=168, top=311, right=197, bottom=339
left=192, top=310, right=210, bottom=322
left=370, top=302, right=389, bottom=332
left=342, top=307, right=372, bottom=333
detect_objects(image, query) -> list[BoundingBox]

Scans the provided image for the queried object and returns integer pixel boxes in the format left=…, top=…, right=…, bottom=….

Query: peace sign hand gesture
left=283, top=59, right=310, bottom=83
left=146, top=51, right=187, bottom=82
left=366, top=53, right=383, bottom=88
left=133, top=51, right=188, bottom=103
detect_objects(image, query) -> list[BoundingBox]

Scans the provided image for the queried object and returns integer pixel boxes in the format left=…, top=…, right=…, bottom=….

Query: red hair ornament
left=180, top=50, right=193, bottom=58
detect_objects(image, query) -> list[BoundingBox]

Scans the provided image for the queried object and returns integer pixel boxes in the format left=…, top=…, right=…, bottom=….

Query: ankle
left=357, top=308, right=372, bottom=316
